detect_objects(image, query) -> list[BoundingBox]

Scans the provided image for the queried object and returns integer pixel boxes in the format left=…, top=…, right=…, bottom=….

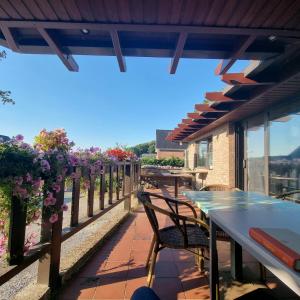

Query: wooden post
left=8, top=196, right=27, bottom=265
left=37, top=179, right=65, bottom=291
left=41, top=189, right=52, bottom=243
left=99, top=165, right=105, bottom=210
left=70, top=167, right=81, bottom=227
left=122, top=163, right=126, bottom=197
left=87, top=175, right=95, bottom=217
left=116, top=164, right=120, bottom=200
left=108, top=164, right=113, bottom=205
left=124, top=163, right=131, bottom=211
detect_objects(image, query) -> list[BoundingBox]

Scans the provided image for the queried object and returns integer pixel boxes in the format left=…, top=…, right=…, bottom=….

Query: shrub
left=141, top=156, right=184, bottom=167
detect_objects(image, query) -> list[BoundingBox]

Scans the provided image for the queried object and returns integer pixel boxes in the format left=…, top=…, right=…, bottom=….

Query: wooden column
left=8, top=196, right=27, bottom=265
left=70, top=167, right=81, bottom=227
left=37, top=179, right=65, bottom=291
left=124, top=163, right=131, bottom=211
left=87, top=175, right=95, bottom=217
left=116, top=164, right=120, bottom=200
left=108, top=164, right=113, bottom=205
left=99, top=165, right=105, bottom=210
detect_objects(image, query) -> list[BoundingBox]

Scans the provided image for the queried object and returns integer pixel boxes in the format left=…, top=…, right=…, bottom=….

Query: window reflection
left=269, top=111, right=300, bottom=198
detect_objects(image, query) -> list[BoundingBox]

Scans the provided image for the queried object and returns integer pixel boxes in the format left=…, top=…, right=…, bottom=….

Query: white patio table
left=182, top=191, right=300, bottom=300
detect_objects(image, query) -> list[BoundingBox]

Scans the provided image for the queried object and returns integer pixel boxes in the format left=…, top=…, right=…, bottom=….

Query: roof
left=156, top=130, right=187, bottom=151
left=0, top=1, right=300, bottom=73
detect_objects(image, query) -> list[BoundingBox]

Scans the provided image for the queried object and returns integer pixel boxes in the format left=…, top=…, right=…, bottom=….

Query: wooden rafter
left=0, top=25, right=18, bottom=52
left=37, top=27, right=78, bottom=72
left=221, top=73, right=275, bottom=86
left=169, top=32, right=187, bottom=74
left=187, top=113, right=217, bottom=120
left=215, top=35, right=256, bottom=75
left=110, top=30, right=126, bottom=72
left=205, top=92, right=245, bottom=102
left=195, top=104, right=228, bottom=113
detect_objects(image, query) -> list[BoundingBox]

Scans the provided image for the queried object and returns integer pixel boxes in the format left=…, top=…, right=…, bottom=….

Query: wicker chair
left=276, top=190, right=300, bottom=203
left=137, top=191, right=210, bottom=286
left=200, top=184, right=240, bottom=191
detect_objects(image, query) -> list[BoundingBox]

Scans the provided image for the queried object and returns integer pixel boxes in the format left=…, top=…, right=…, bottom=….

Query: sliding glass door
left=245, top=116, right=266, bottom=194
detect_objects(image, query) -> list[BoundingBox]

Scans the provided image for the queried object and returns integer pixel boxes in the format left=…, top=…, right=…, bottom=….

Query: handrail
left=0, top=161, right=141, bottom=293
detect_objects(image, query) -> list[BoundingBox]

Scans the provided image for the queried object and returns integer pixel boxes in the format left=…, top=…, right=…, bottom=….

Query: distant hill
left=127, top=141, right=155, bottom=157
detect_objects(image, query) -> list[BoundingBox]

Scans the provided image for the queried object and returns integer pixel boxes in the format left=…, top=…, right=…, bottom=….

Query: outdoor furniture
left=137, top=191, right=209, bottom=286
left=209, top=202, right=300, bottom=300
left=160, top=172, right=194, bottom=197
left=199, top=184, right=238, bottom=191
left=131, top=286, right=160, bottom=300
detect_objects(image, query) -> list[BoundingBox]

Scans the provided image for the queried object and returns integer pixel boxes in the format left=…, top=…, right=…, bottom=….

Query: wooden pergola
left=1, top=0, right=300, bottom=141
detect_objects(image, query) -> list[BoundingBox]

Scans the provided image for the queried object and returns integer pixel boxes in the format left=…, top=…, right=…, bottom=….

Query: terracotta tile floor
left=59, top=185, right=299, bottom=300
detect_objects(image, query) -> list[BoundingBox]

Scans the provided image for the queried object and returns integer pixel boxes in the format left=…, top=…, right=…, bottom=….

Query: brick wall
left=156, top=150, right=185, bottom=159
left=185, top=123, right=236, bottom=189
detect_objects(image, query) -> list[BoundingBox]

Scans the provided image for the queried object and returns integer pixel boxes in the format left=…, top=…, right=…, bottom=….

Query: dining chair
left=137, top=191, right=210, bottom=287
left=199, top=184, right=240, bottom=191
left=276, top=189, right=300, bottom=203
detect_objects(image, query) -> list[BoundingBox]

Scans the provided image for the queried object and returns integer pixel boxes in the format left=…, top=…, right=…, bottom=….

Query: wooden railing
left=0, top=161, right=141, bottom=294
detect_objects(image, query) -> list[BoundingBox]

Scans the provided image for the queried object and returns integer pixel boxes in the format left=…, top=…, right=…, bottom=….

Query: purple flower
left=52, top=183, right=61, bottom=193
left=56, top=153, right=64, bottom=161
left=49, top=213, right=58, bottom=224
left=41, top=159, right=50, bottom=172
left=44, top=193, right=56, bottom=206
left=56, top=175, right=63, bottom=182
left=61, top=204, right=68, bottom=212
left=26, top=173, right=32, bottom=182
left=14, top=134, right=24, bottom=142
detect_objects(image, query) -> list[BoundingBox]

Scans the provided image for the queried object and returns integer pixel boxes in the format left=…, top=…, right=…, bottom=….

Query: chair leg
left=147, top=242, right=159, bottom=287
left=146, top=235, right=155, bottom=269
left=199, top=248, right=205, bottom=274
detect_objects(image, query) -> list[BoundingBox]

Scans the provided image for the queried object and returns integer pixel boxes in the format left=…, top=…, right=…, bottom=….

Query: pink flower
left=0, top=246, right=6, bottom=257
left=14, top=134, right=24, bottom=142
left=32, top=178, right=42, bottom=190
left=61, top=204, right=68, bottom=212
left=83, top=180, right=90, bottom=190
left=44, top=193, right=56, bottom=206
left=49, top=213, right=58, bottom=224
left=52, top=183, right=61, bottom=193
left=56, top=175, right=63, bottom=182
left=26, top=173, right=32, bottom=182
left=13, top=186, right=28, bottom=199
left=41, top=159, right=50, bottom=172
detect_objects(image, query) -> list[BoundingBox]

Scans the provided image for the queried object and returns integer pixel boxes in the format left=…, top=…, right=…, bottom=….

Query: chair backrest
left=276, top=190, right=300, bottom=203
left=200, top=184, right=233, bottom=191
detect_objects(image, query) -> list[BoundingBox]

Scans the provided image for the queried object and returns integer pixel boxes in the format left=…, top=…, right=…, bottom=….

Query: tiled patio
left=59, top=186, right=299, bottom=300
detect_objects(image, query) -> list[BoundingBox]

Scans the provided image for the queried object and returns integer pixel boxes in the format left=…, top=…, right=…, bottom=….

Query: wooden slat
left=0, top=24, right=19, bottom=51
left=116, top=164, right=120, bottom=200
left=215, top=35, right=256, bottom=75
left=204, top=0, right=226, bottom=26
left=48, top=0, right=70, bottom=20
left=110, top=30, right=126, bottom=72
left=70, top=167, right=81, bottom=227
left=104, top=0, right=119, bottom=22
left=169, top=32, right=187, bottom=74
left=205, top=92, right=245, bottom=102
left=108, top=164, right=113, bottom=205
left=22, top=0, right=46, bottom=20
left=99, top=165, right=105, bottom=210
left=180, top=0, right=198, bottom=25
left=87, top=175, right=95, bottom=217
left=63, top=0, right=82, bottom=21
left=75, top=0, right=95, bottom=21
left=8, top=0, right=33, bottom=19
left=37, top=27, right=79, bottom=71
left=35, top=0, right=58, bottom=21
left=90, top=0, right=106, bottom=22
left=0, top=1, right=22, bottom=19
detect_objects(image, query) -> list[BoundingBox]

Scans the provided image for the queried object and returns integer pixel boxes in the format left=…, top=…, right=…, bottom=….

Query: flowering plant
left=106, top=148, right=137, bottom=161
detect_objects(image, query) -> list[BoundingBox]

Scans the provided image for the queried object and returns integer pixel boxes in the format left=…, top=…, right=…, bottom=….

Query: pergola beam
left=205, top=92, right=246, bottom=102
left=2, top=21, right=300, bottom=37
left=215, top=35, right=256, bottom=75
left=169, top=32, right=187, bottom=74
left=221, top=73, right=275, bottom=86
left=0, top=25, right=18, bottom=52
left=110, top=30, right=126, bottom=72
left=195, top=104, right=228, bottom=113
left=37, top=27, right=79, bottom=72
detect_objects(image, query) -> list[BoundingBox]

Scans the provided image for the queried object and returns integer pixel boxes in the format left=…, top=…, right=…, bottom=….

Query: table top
left=161, top=172, right=193, bottom=179
left=210, top=204, right=300, bottom=296
left=183, top=191, right=289, bottom=215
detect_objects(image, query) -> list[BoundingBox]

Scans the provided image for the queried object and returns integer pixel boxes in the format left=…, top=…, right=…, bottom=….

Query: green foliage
left=127, top=141, right=156, bottom=157
left=0, top=51, right=14, bottom=105
left=141, top=156, right=184, bottom=167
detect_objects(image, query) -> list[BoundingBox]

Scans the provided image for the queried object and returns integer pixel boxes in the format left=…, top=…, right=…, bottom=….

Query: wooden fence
left=0, top=161, right=141, bottom=294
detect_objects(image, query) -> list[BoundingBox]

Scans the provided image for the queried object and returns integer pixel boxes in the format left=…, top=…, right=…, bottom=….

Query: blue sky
left=0, top=47, right=247, bottom=150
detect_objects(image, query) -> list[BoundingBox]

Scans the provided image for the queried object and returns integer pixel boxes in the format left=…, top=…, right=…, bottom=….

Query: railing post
left=122, top=163, right=125, bottom=197
left=41, top=189, right=52, bottom=243
left=99, top=165, right=105, bottom=210
left=124, top=163, right=131, bottom=211
left=37, top=179, right=65, bottom=292
left=108, top=164, right=113, bottom=205
left=87, top=174, right=95, bottom=217
left=8, top=196, right=27, bottom=265
left=70, top=167, right=81, bottom=227
left=116, top=164, right=120, bottom=200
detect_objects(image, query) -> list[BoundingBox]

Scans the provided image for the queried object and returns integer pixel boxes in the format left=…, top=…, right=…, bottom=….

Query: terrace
left=1, top=1, right=300, bottom=300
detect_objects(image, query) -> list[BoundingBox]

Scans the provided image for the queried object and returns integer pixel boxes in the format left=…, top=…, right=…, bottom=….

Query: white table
left=209, top=204, right=300, bottom=300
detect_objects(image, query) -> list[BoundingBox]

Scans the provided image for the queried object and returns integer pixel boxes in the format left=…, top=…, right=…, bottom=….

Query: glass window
left=185, top=149, right=189, bottom=169
left=246, top=117, right=265, bottom=194
left=197, top=137, right=212, bottom=168
left=269, top=111, right=300, bottom=198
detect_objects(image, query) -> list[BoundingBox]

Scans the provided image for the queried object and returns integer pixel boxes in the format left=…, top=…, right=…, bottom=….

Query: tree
left=1, top=51, right=14, bottom=105
left=127, top=141, right=156, bottom=157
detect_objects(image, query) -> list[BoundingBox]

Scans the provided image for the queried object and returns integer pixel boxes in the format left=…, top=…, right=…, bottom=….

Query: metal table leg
left=210, top=220, right=219, bottom=300
left=230, top=239, right=243, bottom=281
left=174, top=177, right=178, bottom=198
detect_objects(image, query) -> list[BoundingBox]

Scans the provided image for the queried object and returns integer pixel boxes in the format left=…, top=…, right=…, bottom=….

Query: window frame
left=196, top=136, right=213, bottom=169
